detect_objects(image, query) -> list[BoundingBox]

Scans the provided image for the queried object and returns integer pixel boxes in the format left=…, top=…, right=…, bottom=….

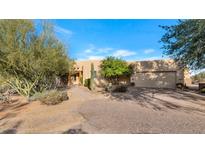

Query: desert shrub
left=84, top=78, right=91, bottom=89
left=201, top=88, right=205, bottom=93
left=0, top=94, right=10, bottom=104
left=112, top=85, right=127, bottom=93
left=29, top=90, right=68, bottom=105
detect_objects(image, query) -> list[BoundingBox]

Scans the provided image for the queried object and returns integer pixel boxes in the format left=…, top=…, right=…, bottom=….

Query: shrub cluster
left=29, top=90, right=69, bottom=105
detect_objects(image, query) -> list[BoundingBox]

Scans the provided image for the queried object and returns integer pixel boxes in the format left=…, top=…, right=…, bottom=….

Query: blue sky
left=42, top=19, right=178, bottom=61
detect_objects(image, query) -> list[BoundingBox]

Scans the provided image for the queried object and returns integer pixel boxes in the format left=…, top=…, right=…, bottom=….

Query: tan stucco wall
left=130, top=59, right=186, bottom=85
left=131, top=59, right=179, bottom=72
left=74, top=60, right=104, bottom=86
left=74, top=59, right=191, bottom=88
left=75, top=60, right=101, bottom=77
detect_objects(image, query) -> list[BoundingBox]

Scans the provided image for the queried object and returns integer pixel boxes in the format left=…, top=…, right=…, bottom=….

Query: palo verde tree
left=0, top=20, right=74, bottom=98
left=160, top=19, right=205, bottom=70
left=100, top=56, right=131, bottom=84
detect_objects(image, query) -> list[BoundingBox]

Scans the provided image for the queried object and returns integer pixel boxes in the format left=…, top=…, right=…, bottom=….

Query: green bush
left=29, top=90, right=68, bottom=105
left=100, top=56, right=132, bottom=84
left=84, top=78, right=91, bottom=89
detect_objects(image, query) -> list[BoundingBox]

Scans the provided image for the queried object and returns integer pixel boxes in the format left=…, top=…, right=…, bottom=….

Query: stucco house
left=68, top=59, right=191, bottom=89
left=130, top=60, right=191, bottom=89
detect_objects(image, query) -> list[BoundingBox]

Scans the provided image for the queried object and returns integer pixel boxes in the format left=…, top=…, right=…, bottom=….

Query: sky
left=40, top=19, right=179, bottom=61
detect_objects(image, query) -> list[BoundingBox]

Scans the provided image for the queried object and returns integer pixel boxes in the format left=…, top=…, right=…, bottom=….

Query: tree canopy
left=160, top=19, right=205, bottom=70
left=0, top=20, right=74, bottom=97
left=100, top=56, right=131, bottom=83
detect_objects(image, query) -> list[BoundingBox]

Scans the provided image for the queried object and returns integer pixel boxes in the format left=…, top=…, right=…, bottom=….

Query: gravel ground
left=76, top=87, right=205, bottom=133
left=0, top=92, right=84, bottom=134
left=79, top=99, right=205, bottom=133
left=0, top=86, right=205, bottom=133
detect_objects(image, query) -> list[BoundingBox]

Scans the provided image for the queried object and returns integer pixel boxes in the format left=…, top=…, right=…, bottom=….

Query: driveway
left=1, top=86, right=205, bottom=133
left=70, top=86, right=205, bottom=133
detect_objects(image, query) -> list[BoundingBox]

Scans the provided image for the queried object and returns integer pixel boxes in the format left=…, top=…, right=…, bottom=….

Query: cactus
left=90, top=63, right=95, bottom=91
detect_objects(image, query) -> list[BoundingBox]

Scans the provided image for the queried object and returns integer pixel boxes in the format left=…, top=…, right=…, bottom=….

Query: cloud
left=144, top=49, right=155, bottom=54
left=98, top=47, right=113, bottom=53
left=54, top=25, right=73, bottom=37
left=113, top=49, right=136, bottom=57
left=84, top=49, right=93, bottom=53
left=88, top=56, right=104, bottom=60
left=80, top=44, right=137, bottom=60
left=83, top=45, right=113, bottom=54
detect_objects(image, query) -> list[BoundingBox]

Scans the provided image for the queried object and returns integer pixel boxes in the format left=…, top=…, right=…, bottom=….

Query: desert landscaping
left=1, top=19, right=205, bottom=134
left=1, top=86, right=205, bottom=134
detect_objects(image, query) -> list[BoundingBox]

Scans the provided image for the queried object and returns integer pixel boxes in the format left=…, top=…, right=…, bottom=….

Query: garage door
left=131, top=72, right=176, bottom=89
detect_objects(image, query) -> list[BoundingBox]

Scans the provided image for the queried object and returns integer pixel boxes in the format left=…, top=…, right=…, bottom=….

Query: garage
left=131, top=71, right=176, bottom=89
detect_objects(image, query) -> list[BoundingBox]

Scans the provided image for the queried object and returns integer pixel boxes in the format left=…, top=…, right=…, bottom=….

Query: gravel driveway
left=71, top=86, right=205, bottom=133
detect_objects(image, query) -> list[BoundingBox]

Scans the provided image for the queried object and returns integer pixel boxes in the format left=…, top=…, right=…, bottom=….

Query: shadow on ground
left=0, top=102, right=29, bottom=112
left=0, top=120, right=23, bottom=134
left=62, top=128, right=87, bottom=134
left=0, top=98, right=29, bottom=134
left=0, top=102, right=29, bottom=121
left=107, top=87, right=205, bottom=115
